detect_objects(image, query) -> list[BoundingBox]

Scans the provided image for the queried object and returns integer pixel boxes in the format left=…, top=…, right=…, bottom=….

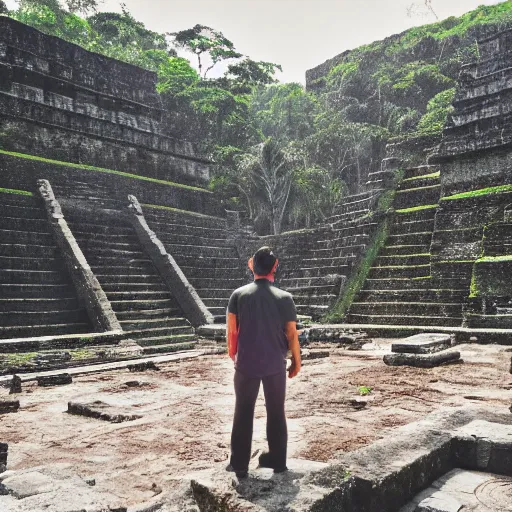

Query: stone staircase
left=276, top=190, right=382, bottom=319
left=346, top=165, right=466, bottom=327
left=142, top=206, right=246, bottom=323
left=53, top=183, right=197, bottom=355
left=0, top=190, right=90, bottom=340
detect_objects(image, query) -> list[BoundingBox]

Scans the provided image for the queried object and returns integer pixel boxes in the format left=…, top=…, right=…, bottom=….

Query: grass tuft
left=441, top=185, right=512, bottom=201
left=0, top=187, right=33, bottom=196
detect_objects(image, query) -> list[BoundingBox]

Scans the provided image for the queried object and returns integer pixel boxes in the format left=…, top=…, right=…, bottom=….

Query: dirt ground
left=1, top=340, right=511, bottom=507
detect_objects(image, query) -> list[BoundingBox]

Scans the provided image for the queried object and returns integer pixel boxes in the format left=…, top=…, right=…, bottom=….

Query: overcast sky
left=7, top=0, right=505, bottom=83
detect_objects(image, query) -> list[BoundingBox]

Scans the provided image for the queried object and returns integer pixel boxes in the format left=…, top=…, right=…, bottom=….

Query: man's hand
left=288, top=357, right=301, bottom=378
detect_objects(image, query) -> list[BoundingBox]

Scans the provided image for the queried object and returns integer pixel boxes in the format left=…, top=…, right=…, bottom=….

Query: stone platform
left=400, top=468, right=512, bottom=511
left=384, top=333, right=462, bottom=368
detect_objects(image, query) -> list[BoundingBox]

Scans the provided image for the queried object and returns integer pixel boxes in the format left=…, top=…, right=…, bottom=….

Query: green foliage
left=358, top=386, right=373, bottom=396
left=171, top=24, right=242, bottom=77
left=416, top=88, right=456, bottom=135
left=442, top=184, right=512, bottom=201
left=324, top=216, right=390, bottom=322
left=0, top=187, right=33, bottom=196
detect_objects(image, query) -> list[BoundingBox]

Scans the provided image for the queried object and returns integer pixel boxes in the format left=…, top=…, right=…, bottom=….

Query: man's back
left=228, top=279, right=296, bottom=378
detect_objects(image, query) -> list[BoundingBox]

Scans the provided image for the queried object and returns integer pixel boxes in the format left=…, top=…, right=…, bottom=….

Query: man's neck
left=254, top=274, right=275, bottom=283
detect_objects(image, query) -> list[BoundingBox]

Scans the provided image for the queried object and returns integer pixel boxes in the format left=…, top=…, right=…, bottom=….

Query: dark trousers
left=230, top=369, right=287, bottom=472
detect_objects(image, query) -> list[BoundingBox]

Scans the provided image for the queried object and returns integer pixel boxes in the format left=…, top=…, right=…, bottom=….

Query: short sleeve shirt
left=227, top=279, right=297, bottom=377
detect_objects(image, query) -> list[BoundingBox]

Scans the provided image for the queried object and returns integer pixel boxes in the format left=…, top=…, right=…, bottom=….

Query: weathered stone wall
left=0, top=17, right=210, bottom=186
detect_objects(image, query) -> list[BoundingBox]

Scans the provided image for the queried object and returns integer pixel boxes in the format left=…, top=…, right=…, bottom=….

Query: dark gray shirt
left=227, top=279, right=297, bottom=378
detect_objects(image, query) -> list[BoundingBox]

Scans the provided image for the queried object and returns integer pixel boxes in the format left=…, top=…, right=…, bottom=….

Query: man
left=226, top=246, right=301, bottom=479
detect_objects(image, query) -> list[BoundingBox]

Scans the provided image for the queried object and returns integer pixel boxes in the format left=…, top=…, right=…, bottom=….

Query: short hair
left=253, top=246, right=277, bottom=275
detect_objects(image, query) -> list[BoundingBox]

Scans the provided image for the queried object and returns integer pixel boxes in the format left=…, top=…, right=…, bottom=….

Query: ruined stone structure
left=0, top=18, right=246, bottom=371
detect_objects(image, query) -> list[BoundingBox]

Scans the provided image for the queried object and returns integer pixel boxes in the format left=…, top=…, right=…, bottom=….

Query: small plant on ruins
left=358, top=386, right=373, bottom=396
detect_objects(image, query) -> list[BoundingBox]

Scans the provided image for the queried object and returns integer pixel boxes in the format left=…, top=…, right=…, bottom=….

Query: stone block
left=9, top=375, right=21, bottom=394
left=0, top=442, right=7, bottom=466
left=127, top=361, right=160, bottom=372
left=37, top=374, right=72, bottom=387
left=392, top=333, right=452, bottom=354
left=0, top=401, right=20, bottom=414
left=383, top=350, right=461, bottom=368
left=67, top=400, right=143, bottom=423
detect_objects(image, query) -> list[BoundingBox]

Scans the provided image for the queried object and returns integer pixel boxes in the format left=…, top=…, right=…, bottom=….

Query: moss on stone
left=0, top=149, right=211, bottom=194
left=5, top=352, right=37, bottom=366
left=142, top=203, right=220, bottom=219
left=402, top=171, right=440, bottom=182
left=69, top=348, right=96, bottom=360
left=441, top=184, right=512, bottom=201
left=0, top=187, right=33, bottom=196
left=395, top=204, right=438, bottom=213
left=323, top=217, right=390, bottom=322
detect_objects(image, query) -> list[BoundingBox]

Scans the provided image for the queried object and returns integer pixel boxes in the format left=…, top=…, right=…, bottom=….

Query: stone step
left=0, top=192, right=40, bottom=207
left=398, top=175, right=440, bottom=191
left=0, top=297, right=79, bottom=312
left=304, top=244, right=367, bottom=260
left=0, top=308, right=88, bottom=326
left=345, top=313, right=462, bottom=327
left=101, top=282, right=167, bottom=293
left=295, top=304, right=329, bottom=317
left=330, top=222, right=378, bottom=237
left=0, top=243, right=59, bottom=258
left=124, top=326, right=194, bottom=340
left=95, top=274, right=162, bottom=285
left=291, top=294, right=336, bottom=306
left=73, top=237, right=142, bottom=252
left=90, top=264, right=156, bottom=276
left=316, top=234, right=370, bottom=248
left=160, top=243, right=232, bottom=258
left=364, top=277, right=434, bottom=291
left=147, top=220, right=227, bottom=238
left=0, top=216, right=50, bottom=232
left=375, top=254, right=431, bottom=267
left=105, top=290, right=171, bottom=302
left=349, top=301, right=462, bottom=317
left=433, top=227, right=483, bottom=244
left=109, top=299, right=176, bottom=312
left=143, top=209, right=226, bottom=229
left=390, top=219, right=435, bottom=236
left=205, top=306, right=227, bottom=317
left=141, top=341, right=197, bottom=354
left=156, top=232, right=229, bottom=247
left=0, top=269, right=68, bottom=284
left=291, top=265, right=350, bottom=279
left=327, top=208, right=370, bottom=224
left=403, top=165, right=439, bottom=180
left=171, top=254, right=242, bottom=269
left=357, top=289, right=467, bottom=303
left=187, top=277, right=245, bottom=289
left=71, top=231, right=138, bottom=244
left=387, top=232, right=433, bottom=247
left=0, top=228, right=53, bottom=245
left=467, top=314, right=512, bottom=329
left=332, top=193, right=379, bottom=215
left=283, top=284, right=337, bottom=295
left=66, top=222, right=133, bottom=236
left=119, top=317, right=190, bottom=331
left=393, top=207, right=437, bottom=222
left=0, top=322, right=89, bottom=341
left=195, top=288, right=233, bottom=298
left=381, top=244, right=431, bottom=256
left=115, top=308, right=182, bottom=320
left=0, top=203, right=46, bottom=219
left=302, top=255, right=356, bottom=267
left=368, top=264, right=431, bottom=279
left=85, top=255, right=152, bottom=267
left=432, top=261, right=474, bottom=280
left=0, top=255, right=61, bottom=271
left=280, top=276, right=342, bottom=289
left=394, top=185, right=441, bottom=209
left=0, top=283, right=75, bottom=299
left=197, top=297, right=229, bottom=308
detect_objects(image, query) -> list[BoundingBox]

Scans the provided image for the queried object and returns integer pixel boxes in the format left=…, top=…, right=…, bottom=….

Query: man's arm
left=285, top=321, right=301, bottom=378
left=226, top=312, right=238, bottom=362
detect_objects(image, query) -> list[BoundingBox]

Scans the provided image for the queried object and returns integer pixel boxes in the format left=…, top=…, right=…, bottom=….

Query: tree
left=237, top=138, right=295, bottom=235
left=170, top=24, right=242, bottom=77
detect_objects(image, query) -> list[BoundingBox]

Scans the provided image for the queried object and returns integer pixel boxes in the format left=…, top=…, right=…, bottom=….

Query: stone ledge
left=67, top=400, right=143, bottom=423
left=391, top=333, right=453, bottom=354
left=384, top=350, right=462, bottom=368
